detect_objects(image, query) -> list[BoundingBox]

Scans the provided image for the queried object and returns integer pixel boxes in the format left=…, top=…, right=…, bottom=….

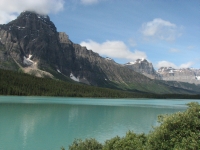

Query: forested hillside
left=0, top=69, right=145, bottom=98
left=0, top=69, right=200, bottom=99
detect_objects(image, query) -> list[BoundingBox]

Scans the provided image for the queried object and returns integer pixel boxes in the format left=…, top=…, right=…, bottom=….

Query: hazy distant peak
left=125, top=58, right=149, bottom=65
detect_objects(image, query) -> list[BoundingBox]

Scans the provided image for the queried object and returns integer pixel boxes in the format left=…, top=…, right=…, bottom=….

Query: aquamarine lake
left=0, top=96, right=199, bottom=150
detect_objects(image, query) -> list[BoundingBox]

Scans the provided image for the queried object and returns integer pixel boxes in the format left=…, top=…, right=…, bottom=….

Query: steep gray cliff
left=124, top=59, right=200, bottom=85
left=0, top=11, right=152, bottom=87
left=58, top=32, right=153, bottom=86
left=0, top=11, right=199, bottom=94
left=125, top=59, right=161, bottom=79
left=158, top=67, right=200, bottom=84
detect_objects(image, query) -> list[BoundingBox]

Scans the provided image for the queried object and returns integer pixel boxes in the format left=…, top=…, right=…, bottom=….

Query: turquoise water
left=0, top=96, right=199, bottom=150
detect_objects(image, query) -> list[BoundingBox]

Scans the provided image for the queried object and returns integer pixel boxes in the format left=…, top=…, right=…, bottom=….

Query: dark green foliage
left=69, top=139, right=103, bottom=150
left=60, top=146, right=65, bottom=150
left=0, top=69, right=200, bottom=99
left=103, top=136, right=121, bottom=150
left=0, top=69, right=143, bottom=98
left=146, top=102, right=200, bottom=150
left=68, top=103, right=200, bottom=150
left=103, top=132, right=146, bottom=150
left=1, top=69, right=200, bottom=98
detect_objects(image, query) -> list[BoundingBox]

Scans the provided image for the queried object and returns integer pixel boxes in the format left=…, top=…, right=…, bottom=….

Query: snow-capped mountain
left=125, top=59, right=161, bottom=79
left=0, top=11, right=200, bottom=94
left=157, top=67, right=200, bottom=84
left=124, top=59, right=200, bottom=85
left=0, top=11, right=154, bottom=89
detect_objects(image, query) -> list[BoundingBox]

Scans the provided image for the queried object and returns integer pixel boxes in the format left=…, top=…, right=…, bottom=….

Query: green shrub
left=146, top=102, right=200, bottom=150
left=69, top=138, right=103, bottom=150
left=103, top=132, right=146, bottom=150
left=103, top=136, right=121, bottom=150
left=67, top=102, right=200, bottom=150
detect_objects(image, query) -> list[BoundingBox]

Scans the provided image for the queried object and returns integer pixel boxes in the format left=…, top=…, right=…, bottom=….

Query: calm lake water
left=0, top=96, right=199, bottom=150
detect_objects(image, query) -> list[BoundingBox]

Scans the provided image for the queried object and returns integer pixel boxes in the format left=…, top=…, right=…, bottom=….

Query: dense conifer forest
left=0, top=69, right=200, bottom=99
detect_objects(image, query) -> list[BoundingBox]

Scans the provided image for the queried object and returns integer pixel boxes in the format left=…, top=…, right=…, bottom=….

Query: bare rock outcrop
left=125, top=59, right=161, bottom=79
left=158, top=67, right=200, bottom=84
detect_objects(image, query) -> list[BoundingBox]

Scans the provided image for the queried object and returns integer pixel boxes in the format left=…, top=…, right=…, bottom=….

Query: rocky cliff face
left=0, top=11, right=153, bottom=88
left=59, top=33, right=152, bottom=86
left=125, top=59, right=161, bottom=79
left=158, top=67, right=200, bottom=84
left=0, top=11, right=199, bottom=94
left=0, top=11, right=67, bottom=77
left=124, top=59, right=200, bottom=85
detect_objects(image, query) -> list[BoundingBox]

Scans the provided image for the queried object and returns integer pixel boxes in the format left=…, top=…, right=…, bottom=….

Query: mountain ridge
left=125, top=59, right=200, bottom=85
left=124, top=58, right=161, bottom=80
left=0, top=11, right=199, bottom=94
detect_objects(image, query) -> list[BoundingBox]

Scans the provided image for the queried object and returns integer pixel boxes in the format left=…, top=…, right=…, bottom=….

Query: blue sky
left=1, top=0, right=199, bottom=69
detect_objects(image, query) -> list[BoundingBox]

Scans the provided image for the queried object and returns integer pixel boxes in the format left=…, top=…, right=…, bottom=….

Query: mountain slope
left=125, top=58, right=161, bottom=79
left=158, top=67, right=200, bottom=84
left=0, top=69, right=141, bottom=97
left=0, top=11, right=199, bottom=94
left=1, top=69, right=200, bottom=98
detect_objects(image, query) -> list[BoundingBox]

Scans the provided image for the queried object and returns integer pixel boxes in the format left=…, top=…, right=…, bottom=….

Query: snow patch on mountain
left=169, top=70, right=174, bottom=73
left=157, top=67, right=200, bottom=84
left=105, top=57, right=113, bottom=61
left=196, top=76, right=200, bottom=80
left=125, top=61, right=136, bottom=65
left=23, top=55, right=34, bottom=66
left=125, top=58, right=148, bottom=65
left=70, top=73, right=79, bottom=82
left=57, top=69, right=61, bottom=73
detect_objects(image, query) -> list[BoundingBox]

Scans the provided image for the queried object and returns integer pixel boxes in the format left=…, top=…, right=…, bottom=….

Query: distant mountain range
left=125, top=59, right=200, bottom=84
left=158, top=67, right=200, bottom=84
left=0, top=11, right=200, bottom=94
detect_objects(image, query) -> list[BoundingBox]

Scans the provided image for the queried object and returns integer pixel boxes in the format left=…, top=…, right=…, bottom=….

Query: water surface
left=0, top=96, right=199, bottom=150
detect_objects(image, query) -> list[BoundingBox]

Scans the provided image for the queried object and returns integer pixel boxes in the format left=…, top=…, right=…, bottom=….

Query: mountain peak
left=5, top=10, right=56, bottom=33
left=105, top=57, right=113, bottom=61
left=124, top=58, right=159, bottom=79
left=158, top=67, right=175, bottom=72
left=19, top=11, right=50, bottom=21
left=125, top=58, right=148, bottom=65
left=157, top=67, right=200, bottom=84
left=1, top=11, right=200, bottom=94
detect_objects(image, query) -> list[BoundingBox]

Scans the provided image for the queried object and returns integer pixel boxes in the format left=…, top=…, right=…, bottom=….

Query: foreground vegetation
left=64, top=102, right=200, bottom=150
left=1, top=69, right=200, bottom=99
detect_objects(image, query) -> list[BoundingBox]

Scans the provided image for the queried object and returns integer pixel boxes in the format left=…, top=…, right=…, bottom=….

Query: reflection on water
left=0, top=96, right=198, bottom=150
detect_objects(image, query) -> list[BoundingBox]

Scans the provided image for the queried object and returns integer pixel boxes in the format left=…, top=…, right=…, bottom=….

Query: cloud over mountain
left=141, top=18, right=181, bottom=42
left=179, top=62, right=194, bottom=68
left=156, top=61, right=193, bottom=69
left=80, top=40, right=147, bottom=61
left=0, top=0, right=64, bottom=24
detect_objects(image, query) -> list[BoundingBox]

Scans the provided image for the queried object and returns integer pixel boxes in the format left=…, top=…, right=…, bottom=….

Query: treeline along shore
left=0, top=69, right=200, bottom=99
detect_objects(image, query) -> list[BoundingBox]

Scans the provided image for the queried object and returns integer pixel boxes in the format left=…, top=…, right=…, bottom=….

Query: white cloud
left=128, top=38, right=137, bottom=47
left=156, top=61, right=177, bottom=69
left=179, top=62, right=193, bottom=68
left=169, top=48, right=180, bottom=53
left=80, top=0, right=99, bottom=5
left=80, top=40, right=147, bottom=61
left=0, top=0, right=64, bottom=24
left=0, top=12, right=17, bottom=24
left=156, top=61, right=194, bottom=69
left=141, top=18, right=181, bottom=41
